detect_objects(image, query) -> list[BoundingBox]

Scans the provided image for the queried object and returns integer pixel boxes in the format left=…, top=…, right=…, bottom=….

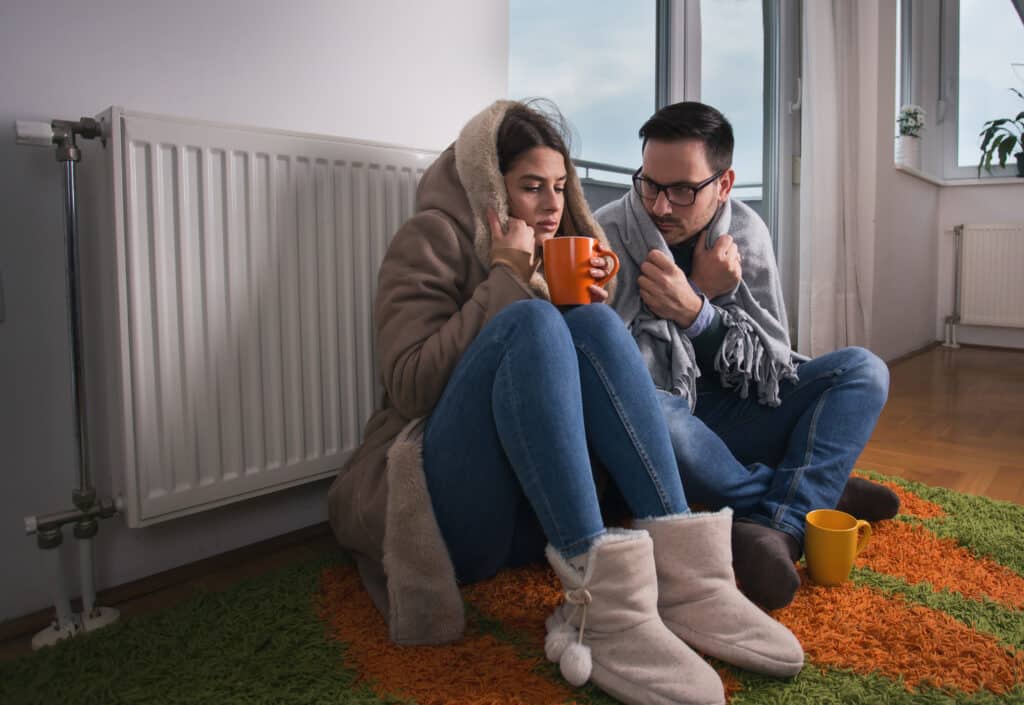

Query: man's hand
left=638, top=250, right=703, bottom=327
left=691, top=231, right=742, bottom=299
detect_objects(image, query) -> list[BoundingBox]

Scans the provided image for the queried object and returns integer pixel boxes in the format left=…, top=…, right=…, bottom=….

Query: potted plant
left=895, top=105, right=925, bottom=170
left=977, top=88, right=1024, bottom=177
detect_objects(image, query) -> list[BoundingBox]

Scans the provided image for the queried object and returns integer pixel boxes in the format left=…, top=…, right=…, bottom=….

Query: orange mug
left=542, top=236, right=620, bottom=305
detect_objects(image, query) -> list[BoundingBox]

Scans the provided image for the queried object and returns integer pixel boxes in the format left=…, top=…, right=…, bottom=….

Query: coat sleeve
left=374, top=212, right=535, bottom=420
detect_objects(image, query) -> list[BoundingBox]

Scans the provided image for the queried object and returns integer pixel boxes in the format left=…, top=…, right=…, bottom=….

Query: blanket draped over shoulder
left=597, top=190, right=801, bottom=408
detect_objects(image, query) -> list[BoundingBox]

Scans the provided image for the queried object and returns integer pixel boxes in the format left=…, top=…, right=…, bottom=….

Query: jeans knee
left=845, top=347, right=889, bottom=409
left=563, top=303, right=630, bottom=349
left=496, top=299, right=569, bottom=346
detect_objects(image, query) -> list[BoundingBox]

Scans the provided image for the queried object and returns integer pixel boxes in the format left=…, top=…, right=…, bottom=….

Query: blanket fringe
left=716, top=309, right=798, bottom=407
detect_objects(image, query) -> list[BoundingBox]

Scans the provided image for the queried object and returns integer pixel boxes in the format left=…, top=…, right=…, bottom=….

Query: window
left=699, top=0, right=765, bottom=201
left=507, top=0, right=657, bottom=180
left=955, top=0, right=1024, bottom=168
left=899, top=0, right=1024, bottom=178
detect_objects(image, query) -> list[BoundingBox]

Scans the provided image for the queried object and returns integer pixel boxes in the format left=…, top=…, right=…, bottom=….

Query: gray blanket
left=595, top=190, right=800, bottom=407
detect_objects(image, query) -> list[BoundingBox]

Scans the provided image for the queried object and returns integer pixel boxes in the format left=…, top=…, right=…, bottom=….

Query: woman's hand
left=488, top=208, right=535, bottom=255
left=587, top=242, right=615, bottom=303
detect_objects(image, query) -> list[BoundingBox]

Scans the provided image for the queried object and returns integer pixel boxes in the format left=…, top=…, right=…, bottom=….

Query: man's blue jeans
left=658, top=347, right=889, bottom=544
left=423, top=300, right=688, bottom=584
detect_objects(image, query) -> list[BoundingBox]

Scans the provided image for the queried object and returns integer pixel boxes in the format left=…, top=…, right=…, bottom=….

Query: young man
left=595, top=101, right=898, bottom=610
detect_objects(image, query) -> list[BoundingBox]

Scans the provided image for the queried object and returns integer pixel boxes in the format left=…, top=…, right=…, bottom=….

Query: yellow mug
left=804, top=509, right=872, bottom=586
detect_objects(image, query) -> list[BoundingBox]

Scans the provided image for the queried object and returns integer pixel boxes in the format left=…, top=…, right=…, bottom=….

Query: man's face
left=638, top=138, right=733, bottom=246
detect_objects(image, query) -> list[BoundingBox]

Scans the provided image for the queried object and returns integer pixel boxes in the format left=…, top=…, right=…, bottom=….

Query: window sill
left=894, top=163, right=1024, bottom=187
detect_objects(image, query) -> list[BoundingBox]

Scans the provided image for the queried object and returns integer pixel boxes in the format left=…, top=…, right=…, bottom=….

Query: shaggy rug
left=2, top=470, right=1022, bottom=705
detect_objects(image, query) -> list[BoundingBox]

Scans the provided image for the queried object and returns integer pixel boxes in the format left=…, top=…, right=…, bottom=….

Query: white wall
left=935, top=184, right=1024, bottom=348
left=0, top=0, right=509, bottom=623
left=870, top=0, right=1024, bottom=357
left=870, top=1, right=941, bottom=362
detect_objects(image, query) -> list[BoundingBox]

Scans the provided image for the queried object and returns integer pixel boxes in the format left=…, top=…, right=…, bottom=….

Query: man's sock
left=835, top=476, right=900, bottom=521
left=731, top=519, right=801, bottom=611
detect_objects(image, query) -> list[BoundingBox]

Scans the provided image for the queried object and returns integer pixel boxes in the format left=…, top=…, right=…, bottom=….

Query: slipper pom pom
left=559, top=642, right=592, bottom=686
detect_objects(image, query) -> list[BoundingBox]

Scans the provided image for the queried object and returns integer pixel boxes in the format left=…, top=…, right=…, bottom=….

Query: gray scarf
left=596, top=190, right=800, bottom=407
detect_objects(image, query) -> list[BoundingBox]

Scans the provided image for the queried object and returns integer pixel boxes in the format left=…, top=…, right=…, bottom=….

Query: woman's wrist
left=490, top=247, right=534, bottom=281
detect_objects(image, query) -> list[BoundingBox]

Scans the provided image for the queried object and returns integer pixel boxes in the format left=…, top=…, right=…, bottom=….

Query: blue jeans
left=423, top=300, right=688, bottom=583
left=658, top=346, right=888, bottom=544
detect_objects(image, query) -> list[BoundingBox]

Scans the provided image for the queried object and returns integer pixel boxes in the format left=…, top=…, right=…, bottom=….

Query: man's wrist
left=672, top=299, right=702, bottom=327
left=682, top=295, right=714, bottom=338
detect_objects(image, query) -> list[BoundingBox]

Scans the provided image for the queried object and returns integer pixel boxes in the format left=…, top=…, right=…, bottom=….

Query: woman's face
left=503, top=146, right=566, bottom=244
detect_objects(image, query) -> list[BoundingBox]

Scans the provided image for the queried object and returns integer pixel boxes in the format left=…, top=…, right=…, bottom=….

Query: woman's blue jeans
left=658, top=346, right=889, bottom=545
left=423, top=300, right=688, bottom=584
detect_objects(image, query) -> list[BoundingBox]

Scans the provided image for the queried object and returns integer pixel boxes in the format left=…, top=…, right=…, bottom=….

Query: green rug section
left=850, top=566, right=1024, bottom=651
left=731, top=663, right=1024, bottom=705
left=0, top=551, right=397, bottom=705
left=858, top=470, right=1024, bottom=576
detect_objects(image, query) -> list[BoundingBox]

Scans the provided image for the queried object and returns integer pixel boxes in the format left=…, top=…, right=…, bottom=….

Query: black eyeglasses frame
left=631, top=168, right=725, bottom=207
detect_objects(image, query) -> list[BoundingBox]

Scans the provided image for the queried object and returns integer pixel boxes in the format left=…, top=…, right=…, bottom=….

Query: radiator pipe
left=16, top=116, right=119, bottom=648
left=30, top=525, right=80, bottom=650
left=74, top=526, right=120, bottom=632
left=24, top=496, right=120, bottom=536
left=57, top=125, right=96, bottom=512
left=77, top=530, right=97, bottom=616
left=943, top=225, right=963, bottom=348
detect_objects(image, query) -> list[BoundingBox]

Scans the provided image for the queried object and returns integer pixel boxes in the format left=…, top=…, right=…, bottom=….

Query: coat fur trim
left=382, top=418, right=465, bottom=645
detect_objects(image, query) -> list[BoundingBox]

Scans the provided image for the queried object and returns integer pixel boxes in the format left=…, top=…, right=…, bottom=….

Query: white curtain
left=797, top=0, right=879, bottom=356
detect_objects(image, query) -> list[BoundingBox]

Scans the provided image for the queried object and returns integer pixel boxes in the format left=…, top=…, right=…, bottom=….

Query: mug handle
left=594, top=244, right=620, bottom=287
left=854, top=520, right=872, bottom=556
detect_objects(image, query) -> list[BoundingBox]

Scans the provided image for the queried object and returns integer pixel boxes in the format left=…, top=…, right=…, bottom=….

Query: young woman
left=328, top=100, right=803, bottom=705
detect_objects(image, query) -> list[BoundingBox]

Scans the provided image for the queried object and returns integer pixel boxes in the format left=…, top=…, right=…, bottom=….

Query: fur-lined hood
left=415, top=99, right=616, bottom=300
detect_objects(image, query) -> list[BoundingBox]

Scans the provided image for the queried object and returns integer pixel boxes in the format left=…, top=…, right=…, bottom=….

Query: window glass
left=508, top=0, right=656, bottom=176
left=957, top=0, right=1024, bottom=167
left=700, top=0, right=764, bottom=199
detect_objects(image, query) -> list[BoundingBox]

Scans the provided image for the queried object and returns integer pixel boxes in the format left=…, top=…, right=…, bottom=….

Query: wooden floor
left=856, top=344, right=1024, bottom=505
left=2, top=344, right=1022, bottom=661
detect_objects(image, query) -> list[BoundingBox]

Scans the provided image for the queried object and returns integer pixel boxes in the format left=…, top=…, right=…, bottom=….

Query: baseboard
left=0, top=521, right=332, bottom=645
left=886, top=341, right=941, bottom=367
left=950, top=342, right=1024, bottom=354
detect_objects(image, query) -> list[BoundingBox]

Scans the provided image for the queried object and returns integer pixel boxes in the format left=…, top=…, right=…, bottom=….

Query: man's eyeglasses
left=631, top=168, right=725, bottom=207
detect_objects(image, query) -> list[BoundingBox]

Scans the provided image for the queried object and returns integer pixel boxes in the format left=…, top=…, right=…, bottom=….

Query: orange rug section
left=873, top=478, right=946, bottom=519
left=316, top=564, right=583, bottom=705
left=857, top=520, right=1024, bottom=609
left=461, top=564, right=563, bottom=643
left=779, top=575, right=1024, bottom=694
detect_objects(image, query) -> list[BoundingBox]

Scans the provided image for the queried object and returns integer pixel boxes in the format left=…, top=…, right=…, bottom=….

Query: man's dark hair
left=639, top=102, right=734, bottom=173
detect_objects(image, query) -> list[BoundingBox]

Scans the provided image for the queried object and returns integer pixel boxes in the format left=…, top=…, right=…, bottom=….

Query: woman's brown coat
left=327, top=101, right=612, bottom=645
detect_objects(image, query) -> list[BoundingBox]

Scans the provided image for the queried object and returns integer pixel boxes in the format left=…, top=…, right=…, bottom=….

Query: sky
left=508, top=0, right=763, bottom=188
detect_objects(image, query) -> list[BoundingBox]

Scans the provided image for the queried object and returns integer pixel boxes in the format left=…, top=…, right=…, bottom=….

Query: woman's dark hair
left=496, top=99, right=574, bottom=174
left=638, top=102, right=734, bottom=173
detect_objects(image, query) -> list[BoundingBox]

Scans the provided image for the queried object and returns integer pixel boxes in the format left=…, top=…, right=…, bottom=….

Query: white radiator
left=944, top=223, right=1024, bottom=346
left=78, top=107, right=435, bottom=527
